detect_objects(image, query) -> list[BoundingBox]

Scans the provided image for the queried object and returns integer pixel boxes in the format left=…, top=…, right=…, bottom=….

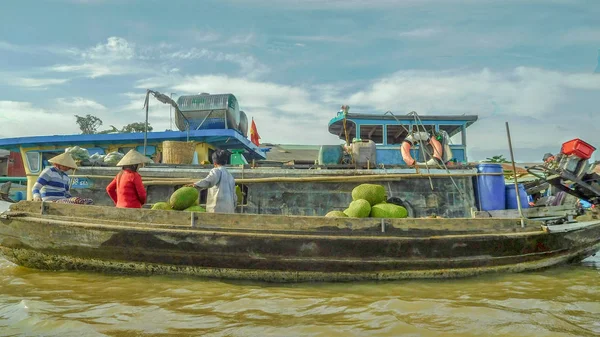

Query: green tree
left=121, top=122, right=153, bottom=133
left=485, top=155, right=509, bottom=163
left=75, top=114, right=103, bottom=134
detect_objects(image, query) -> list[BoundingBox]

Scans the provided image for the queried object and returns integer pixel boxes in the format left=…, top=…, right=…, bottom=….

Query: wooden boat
left=1, top=201, right=599, bottom=283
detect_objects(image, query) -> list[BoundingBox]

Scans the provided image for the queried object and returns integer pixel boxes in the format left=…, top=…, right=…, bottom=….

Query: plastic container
left=351, top=140, right=377, bottom=166
left=561, top=138, right=595, bottom=160
left=318, top=145, right=343, bottom=165
left=176, top=93, right=241, bottom=132
left=505, top=184, right=529, bottom=209
left=476, top=163, right=505, bottom=211
left=238, top=111, right=249, bottom=138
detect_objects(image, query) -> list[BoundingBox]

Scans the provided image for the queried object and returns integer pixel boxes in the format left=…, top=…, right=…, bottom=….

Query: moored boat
left=1, top=201, right=598, bottom=282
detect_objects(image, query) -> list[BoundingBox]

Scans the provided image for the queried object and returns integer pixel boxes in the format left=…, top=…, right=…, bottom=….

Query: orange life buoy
left=400, top=132, right=443, bottom=166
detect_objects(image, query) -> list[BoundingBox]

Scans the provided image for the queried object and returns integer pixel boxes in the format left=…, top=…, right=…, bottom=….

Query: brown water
left=1, top=255, right=599, bottom=337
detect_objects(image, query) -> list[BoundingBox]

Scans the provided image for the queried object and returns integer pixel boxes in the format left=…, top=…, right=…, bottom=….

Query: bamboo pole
left=142, top=173, right=504, bottom=186
left=71, top=172, right=504, bottom=186
left=505, top=122, right=526, bottom=228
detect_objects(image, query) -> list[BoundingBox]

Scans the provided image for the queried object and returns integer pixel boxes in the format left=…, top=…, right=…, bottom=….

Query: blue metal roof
left=0, top=129, right=266, bottom=160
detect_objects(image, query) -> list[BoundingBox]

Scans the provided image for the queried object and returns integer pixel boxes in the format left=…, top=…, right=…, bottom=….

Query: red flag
left=249, top=117, right=261, bottom=146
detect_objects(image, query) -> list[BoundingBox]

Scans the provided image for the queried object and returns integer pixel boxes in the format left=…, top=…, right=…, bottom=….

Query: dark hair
left=211, top=150, right=230, bottom=165
left=122, top=164, right=139, bottom=172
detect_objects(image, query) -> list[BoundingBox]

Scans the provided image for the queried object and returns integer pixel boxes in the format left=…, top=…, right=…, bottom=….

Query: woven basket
left=162, top=141, right=196, bottom=165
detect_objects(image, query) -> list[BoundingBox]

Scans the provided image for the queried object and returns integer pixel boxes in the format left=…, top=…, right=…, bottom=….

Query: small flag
left=250, top=117, right=261, bottom=146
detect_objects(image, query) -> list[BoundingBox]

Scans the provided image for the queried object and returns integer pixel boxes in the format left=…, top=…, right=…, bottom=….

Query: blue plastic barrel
left=318, top=145, right=343, bottom=165
left=11, top=191, right=24, bottom=201
left=505, top=184, right=529, bottom=209
left=476, top=163, right=506, bottom=211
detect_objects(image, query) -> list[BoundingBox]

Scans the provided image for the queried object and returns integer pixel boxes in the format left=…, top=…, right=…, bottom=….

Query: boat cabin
left=328, top=110, right=477, bottom=165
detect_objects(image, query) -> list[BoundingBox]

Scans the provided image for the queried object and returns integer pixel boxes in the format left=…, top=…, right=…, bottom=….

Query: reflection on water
left=0, top=254, right=598, bottom=337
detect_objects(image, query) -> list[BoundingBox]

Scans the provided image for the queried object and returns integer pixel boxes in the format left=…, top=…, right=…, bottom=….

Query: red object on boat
left=560, top=138, right=596, bottom=160
left=7, top=152, right=25, bottom=177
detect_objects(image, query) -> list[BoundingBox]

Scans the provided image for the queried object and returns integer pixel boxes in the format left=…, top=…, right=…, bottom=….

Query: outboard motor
left=556, top=139, right=596, bottom=179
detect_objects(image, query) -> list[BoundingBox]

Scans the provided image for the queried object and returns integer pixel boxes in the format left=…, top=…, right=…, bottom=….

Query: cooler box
left=561, top=138, right=595, bottom=160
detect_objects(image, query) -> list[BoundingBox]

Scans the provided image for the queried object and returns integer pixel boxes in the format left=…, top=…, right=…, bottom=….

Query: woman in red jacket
left=106, top=150, right=152, bottom=208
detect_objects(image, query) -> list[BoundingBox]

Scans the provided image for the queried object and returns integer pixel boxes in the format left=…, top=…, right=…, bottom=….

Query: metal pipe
left=144, top=90, right=150, bottom=156
left=169, top=93, right=175, bottom=130
left=506, top=122, right=525, bottom=228
left=195, top=110, right=214, bottom=130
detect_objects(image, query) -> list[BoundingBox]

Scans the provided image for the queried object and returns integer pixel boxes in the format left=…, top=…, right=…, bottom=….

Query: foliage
left=75, top=114, right=103, bottom=134
left=485, top=155, right=509, bottom=163
left=121, top=122, right=153, bottom=133
left=75, top=115, right=152, bottom=134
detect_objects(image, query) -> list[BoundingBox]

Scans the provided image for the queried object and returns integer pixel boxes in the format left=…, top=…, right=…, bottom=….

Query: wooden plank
left=7, top=201, right=542, bottom=234
left=543, top=221, right=600, bottom=233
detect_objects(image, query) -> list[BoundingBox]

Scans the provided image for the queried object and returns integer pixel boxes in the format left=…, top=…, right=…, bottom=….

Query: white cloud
left=81, top=37, right=135, bottom=60
left=227, top=33, right=257, bottom=45
left=163, top=48, right=270, bottom=78
left=346, top=67, right=600, bottom=117
left=55, top=97, right=107, bottom=110
left=281, top=35, right=354, bottom=43
left=45, top=37, right=143, bottom=78
left=0, top=41, right=21, bottom=52
left=0, top=101, right=81, bottom=138
left=559, top=28, right=600, bottom=45
left=8, top=77, right=70, bottom=88
left=47, top=62, right=141, bottom=78
left=397, top=28, right=441, bottom=38
left=41, top=37, right=267, bottom=79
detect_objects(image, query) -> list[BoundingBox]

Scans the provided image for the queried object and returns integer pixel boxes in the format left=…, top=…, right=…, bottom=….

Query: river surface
left=1, top=255, right=598, bottom=337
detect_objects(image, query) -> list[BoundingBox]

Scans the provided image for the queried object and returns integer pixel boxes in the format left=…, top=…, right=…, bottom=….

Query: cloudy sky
left=1, top=0, right=599, bottom=162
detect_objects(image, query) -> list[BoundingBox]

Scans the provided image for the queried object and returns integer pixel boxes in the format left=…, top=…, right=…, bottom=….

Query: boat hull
left=1, top=202, right=599, bottom=282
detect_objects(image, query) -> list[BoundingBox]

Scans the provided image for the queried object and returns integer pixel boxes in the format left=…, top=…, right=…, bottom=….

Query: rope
left=407, top=111, right=471, bottom=209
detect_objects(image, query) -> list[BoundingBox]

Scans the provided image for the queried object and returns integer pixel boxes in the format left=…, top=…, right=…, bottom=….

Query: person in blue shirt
left=32, top=153, right=93, bottom=204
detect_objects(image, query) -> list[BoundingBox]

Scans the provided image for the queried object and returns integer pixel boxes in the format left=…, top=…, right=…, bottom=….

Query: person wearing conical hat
left=106, top=150, right=152, bottom=208
left=32, top=153, right=93, bottom=205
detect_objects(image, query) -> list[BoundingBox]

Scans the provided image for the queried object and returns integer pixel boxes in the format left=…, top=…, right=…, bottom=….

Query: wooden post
left=505, top=122, right=525, bottom=228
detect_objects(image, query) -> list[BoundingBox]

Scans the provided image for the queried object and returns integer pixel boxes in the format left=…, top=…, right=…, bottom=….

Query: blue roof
left=0, top=129, right=266, bottom=160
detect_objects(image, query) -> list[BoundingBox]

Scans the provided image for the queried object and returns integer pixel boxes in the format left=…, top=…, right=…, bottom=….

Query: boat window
left=358, top=125, right=383, bottom=144
left=87, top=147, right=105, bottom=155
left=136, top=145, right=156, bottom=156
left=411, top=124, right=436, bottom=135
left=386, top=125, right=409, bottom=145
left=439, top=125, right=464, bottom=145
left=25, top=152, right=41, bottom=173
left=0, top=157, right=7, bottom=176
left=119, top=147, right=135, bottom=154
left=41, top=151, right=65, bottom=170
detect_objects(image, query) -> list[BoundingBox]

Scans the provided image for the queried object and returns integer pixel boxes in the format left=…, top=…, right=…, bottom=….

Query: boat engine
left=527, top=138, right=600, bottom=206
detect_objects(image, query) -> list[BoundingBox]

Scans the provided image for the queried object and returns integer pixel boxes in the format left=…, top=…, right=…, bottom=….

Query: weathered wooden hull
left=1, top=202, right=599, bottom=282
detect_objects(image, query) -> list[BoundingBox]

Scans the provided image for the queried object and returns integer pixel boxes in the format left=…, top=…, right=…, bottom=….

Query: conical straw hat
left=48, top=153, right=78, bottom=169
left=116, top=150, right=152, bottom=166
